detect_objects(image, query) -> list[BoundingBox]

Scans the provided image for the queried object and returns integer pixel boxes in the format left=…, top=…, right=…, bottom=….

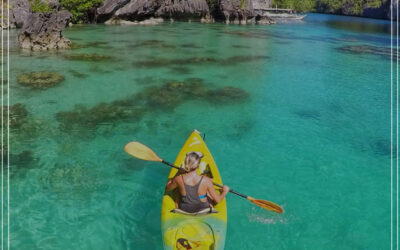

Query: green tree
left=30, top=0, right=53, bottom=13
left=272, top=0, right=315, bottom=12
left=60, top=0, right=103, bottom=23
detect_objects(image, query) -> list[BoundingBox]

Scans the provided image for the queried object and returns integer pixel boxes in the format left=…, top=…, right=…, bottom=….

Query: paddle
left=124, top=141, right=284, bottom=214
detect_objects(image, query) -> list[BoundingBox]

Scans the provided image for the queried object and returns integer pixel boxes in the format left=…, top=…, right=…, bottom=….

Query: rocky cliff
left=18, top=10, right=71, bottom=50
left=97, top=0, right=211, bottom=22
left=1, top=0, right=30, bottom=28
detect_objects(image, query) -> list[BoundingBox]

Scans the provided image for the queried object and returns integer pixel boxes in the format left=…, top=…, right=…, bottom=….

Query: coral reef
left=70, top=41, right=112, bottom=50
left=2, top=103, right=29, bottom=129
left=10, top=150, right=38, bottom=178
left=128, top=39, right=176, bottom=49
left=69, top=69, right=89, bottom=79
left=133, top=55, right=269, bottom=68
left=337, top=45, right=394, bottom=60
left=56, top=78, right=250, bottom=129
left=17, top=72, right=64, bottom=89
left=205, top=86, right=249, bottom=104
left=293, top=110, right=321, bottom=120
left=181, top=43, right=203, bottom=49
left=64, top=53, right=115, bottom=62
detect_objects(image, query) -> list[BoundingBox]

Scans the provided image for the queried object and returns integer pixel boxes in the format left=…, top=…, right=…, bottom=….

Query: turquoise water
left=8, top=13, right=392, bottom=249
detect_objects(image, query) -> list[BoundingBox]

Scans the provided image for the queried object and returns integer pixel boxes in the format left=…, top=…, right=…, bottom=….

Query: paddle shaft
left=161, top=160, right=248, bottom=199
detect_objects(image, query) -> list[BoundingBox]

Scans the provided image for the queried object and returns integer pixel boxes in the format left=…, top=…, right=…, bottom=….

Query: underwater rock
left=232, top=45, right=250, bottom=49
left=18, top=11, right=72, bottom=50
left=128, top=39, right=175, bottom=49
left=180, top=43, right=203, bottom=49
left=222, top=30, right=267, bottom=39
left=56, top=100, right=147, bottom=129
left=133, top=55, right=268, bottom=68
left=4, top=103, right=29, bottom=128
left=56, top=79, right=249, bottom=128
left=293, top=110, right=321, bottom=120
left=64, top=53, right=115, bottom=62
left=205, top=86, right=249, bottom=104
left=69, top=69, right=88, bottom=79
left=169, top=67, right=192, bottom=74
left=89, top=66, right=113, bottom=74
left=370, top=139, right=392, bottom=157
left=17, top=71, right=64, bottom=89
left=70, top=41, right=111, bottom=49
left=135, top=76, right=156, bottom=85
left=337, top=45, right=394, bottom=60
left=10, top=150, right=38, bottom=178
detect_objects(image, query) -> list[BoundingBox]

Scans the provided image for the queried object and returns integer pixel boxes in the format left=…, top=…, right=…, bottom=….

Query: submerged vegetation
left=133, top=55, right=269, bottom=68
left=17, top=72, right=64, bottom=89
left=337, top=45, right=393, bottom=60
left=4, top=103, right=29, bottom=129
left=64, top=53, right=114, bottom=62
left=56, top=79, right=249, bottom=130
left=128, top=40, right=176, bottom=49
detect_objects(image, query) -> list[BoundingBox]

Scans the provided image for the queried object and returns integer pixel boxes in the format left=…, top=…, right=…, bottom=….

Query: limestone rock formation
left=105, top=17, right=163, bottom=25
left=156, top=0, right=209, bottom=20
left=96, top=0, right=131, bottom=22
left=113, top=0, right=159, bottom=21
left=218, top=0, right=255, bottom=24
left=98, top=0, right=210, bottom=22
left=1, top=0, right=31, bottom=29
left=18, top=10, right=72, bottom=50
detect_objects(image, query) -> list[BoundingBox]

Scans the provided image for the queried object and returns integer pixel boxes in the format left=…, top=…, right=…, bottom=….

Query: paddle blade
left=124, top=142, right=163, bottom=162
left=247, top=197, right=284, bottom=214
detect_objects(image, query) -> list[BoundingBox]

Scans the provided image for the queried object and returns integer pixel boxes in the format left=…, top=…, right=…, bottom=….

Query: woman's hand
left=166, top=178, right=177, bottom=190
left=222, top=185, right=230, bottom=194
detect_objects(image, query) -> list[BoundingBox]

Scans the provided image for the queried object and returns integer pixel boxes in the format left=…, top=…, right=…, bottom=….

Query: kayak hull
left=161, top=130, right=227, bottom=250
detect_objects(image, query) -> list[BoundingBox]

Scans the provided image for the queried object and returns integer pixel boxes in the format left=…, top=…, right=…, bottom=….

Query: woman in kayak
left=166, top=151, right=230, bottom=213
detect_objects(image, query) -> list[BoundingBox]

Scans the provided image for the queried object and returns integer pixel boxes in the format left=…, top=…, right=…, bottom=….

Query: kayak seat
left=171, top=207, right=218, bottom=215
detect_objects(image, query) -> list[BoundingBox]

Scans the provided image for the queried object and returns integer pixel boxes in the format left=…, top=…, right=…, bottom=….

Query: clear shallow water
left=9, top=13, right=392, bottom=249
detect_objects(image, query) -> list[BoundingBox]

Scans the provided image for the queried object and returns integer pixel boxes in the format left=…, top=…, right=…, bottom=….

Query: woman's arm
left=166, top=177, right=177, bottom=190
left=206, top=179, right=229, bottom=203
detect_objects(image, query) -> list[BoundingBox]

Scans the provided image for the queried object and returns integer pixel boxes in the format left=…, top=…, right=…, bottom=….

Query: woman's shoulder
left=201, top=175, right=212, bottom=184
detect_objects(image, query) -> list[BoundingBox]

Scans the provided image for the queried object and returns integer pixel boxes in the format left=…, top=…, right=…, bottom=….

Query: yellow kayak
left=161, top=130, right=227, bottom=250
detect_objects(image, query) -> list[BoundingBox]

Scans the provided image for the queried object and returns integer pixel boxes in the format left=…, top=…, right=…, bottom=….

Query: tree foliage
left=30, top=0, right=53, bottom=13
left=60, top=0, right=103, bottom=23
left=272, top=0, right=387, bottom=15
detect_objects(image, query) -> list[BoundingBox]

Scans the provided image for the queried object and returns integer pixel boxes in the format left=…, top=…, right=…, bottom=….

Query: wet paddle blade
left=248, top=197, right=284, bottom=214
left=124, top=142, right=163, bottom=162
